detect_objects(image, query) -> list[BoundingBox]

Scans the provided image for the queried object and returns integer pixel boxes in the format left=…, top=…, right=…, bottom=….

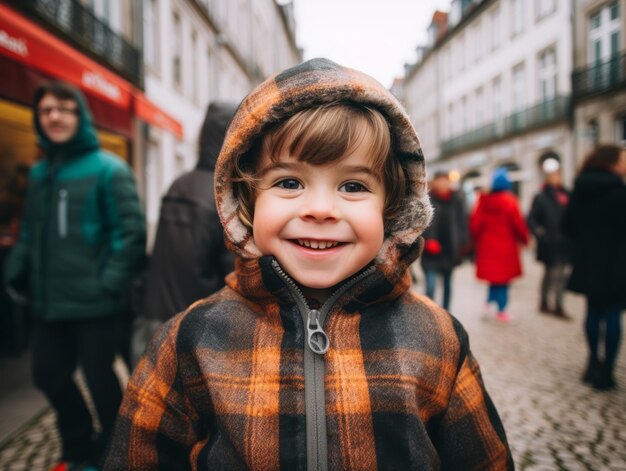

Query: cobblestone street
left=0, top=254, right=624, bottom=470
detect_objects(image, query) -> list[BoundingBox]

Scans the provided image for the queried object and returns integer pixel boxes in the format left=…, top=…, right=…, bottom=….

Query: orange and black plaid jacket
left=105, top=58, right=513, bottom=470
left=105, top=242, right=512, bottom=470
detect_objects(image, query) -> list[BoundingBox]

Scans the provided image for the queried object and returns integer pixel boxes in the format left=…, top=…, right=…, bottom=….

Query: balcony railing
left=572, top=52, right=626, bottom=101
left=441, top=96, right=570, bottom=157
left=8, top=0, right=141, bottom=85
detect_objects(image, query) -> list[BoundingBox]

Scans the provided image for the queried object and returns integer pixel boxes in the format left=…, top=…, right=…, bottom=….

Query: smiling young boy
left=105, top=58, right=512, bottom=470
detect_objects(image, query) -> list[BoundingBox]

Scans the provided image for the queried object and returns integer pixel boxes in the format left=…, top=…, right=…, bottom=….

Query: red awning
left=134, top=92, right=184, bottom=140
left=0, top=2, right=133, bottom=109
left=0, top=4, right=183, bottom=139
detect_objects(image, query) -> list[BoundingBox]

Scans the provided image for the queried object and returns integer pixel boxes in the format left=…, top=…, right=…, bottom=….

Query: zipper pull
left=58, top=188, right=68, bottom=238
left=307, top=309, right=329, bottom=355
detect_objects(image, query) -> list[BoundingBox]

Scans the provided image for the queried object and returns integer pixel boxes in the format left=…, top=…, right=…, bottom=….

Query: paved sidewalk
left=442, top=255, right=626, bottom=471
left=0, top=254, right=624, bottom=470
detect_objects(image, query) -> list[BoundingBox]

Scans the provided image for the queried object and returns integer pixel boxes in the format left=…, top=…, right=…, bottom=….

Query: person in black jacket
left=563, top=144, right=626, bottom=390
left=420, top=171, right=469, bottom=310
left=527, top=161, right=571, bottom=319
left=131, top=102, right=237, bottom=366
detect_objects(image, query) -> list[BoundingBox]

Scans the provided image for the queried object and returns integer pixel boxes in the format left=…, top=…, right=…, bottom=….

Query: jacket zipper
left=271, top=260, right=377, bottom=471
left=58, top=188, right=68, bottom=238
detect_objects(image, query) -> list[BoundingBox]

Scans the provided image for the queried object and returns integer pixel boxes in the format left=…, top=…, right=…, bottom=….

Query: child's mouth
left=292, top=239, right=343, bottom=250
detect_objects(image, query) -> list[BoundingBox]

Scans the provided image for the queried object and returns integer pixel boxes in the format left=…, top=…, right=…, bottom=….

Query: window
left=90, top=0, right=112, bottom=26
left=445, top=103, right=453, bottom=139
left=536, top=0, right=556, bottom=21
left=588, top=119, right=599, bottom=145
left=588, top=1, right=621, bottom=64
left=616, top=115, right=626, bottom=145
left=491, top=7, right=501, bottom=51
left=462, top=96, right=469, bottom=133
left=466, top=28, right=474, bottom=65
left=538, top=47, right=557, bottom=101
left=475, top=20, right=483, bottom=61
left=512, top=63, right=526, bottom=111
left=176, top=153, right=186, bottom=176
left=145, top=139, right=161, bottom=226
left=191, top=30, right=198, bottom=101
left=475, top=87, right=484, bottom=127
left=492, top=76, right=502, bottom=122
left=172, top=11, right=182, bottom=87
left=511, top=0, right=524, bottom=36
left=206, top=47, right=213, bottom=103
left=143, top=0, right=159, bottom=69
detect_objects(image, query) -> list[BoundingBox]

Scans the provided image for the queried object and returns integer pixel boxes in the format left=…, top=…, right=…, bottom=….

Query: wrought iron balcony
left=441, top=96, right=570, bottom=157
left=572, top=52, right=626, bottom=102
left=7, top=0, right=141, bottom=85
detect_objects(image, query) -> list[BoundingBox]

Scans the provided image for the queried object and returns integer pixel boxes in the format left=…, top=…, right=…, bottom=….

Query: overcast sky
left=292, top=0, right=452, bottom=88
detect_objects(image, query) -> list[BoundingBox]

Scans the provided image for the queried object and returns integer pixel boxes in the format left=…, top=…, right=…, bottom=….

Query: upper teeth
left=297, top=239, right=339, bottom=249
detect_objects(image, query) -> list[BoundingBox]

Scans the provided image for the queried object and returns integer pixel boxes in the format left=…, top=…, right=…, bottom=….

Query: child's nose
left=299, top=189, right=340, bottom=221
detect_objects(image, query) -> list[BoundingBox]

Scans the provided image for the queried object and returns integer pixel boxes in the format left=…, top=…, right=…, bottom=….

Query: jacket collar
left=226, top=238, right=422, bottom=310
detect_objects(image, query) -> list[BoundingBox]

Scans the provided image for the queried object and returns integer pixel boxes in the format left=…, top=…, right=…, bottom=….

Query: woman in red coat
left=470, top=168, right=529, bottom=322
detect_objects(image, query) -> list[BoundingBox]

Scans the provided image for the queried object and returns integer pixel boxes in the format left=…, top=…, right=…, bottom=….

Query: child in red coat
left=470, top=167, right=529, bottom=322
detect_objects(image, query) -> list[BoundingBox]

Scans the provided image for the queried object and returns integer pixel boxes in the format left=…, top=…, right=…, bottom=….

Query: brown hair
left=580, top=144, right=624, bottom=174
left=232, top=102, right=408, bottom=230
left=34, top=81, right=80, bottom=109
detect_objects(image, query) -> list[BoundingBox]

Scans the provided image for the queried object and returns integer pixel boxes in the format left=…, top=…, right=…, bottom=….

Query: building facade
left=140, top=0, right=301, bottom=244
left=571, top=0, right=626, bottom=162
left=403, top=0, right=575, bottom=211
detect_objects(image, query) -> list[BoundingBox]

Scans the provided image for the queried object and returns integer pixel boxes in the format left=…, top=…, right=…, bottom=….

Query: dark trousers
left=585, top=302, right=623, bottom=366
left=487, top=284, right=509, bottom=312
left=424, top=269, right=453, bottom=310
left=31, top=317, right=123, bottom=463
left=540, top=262, right=570, bottom=308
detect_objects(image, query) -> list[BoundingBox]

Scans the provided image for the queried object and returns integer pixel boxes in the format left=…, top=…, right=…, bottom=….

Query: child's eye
left=276, top=178, right=303, bottom=190
left=340, top=181, right=367, bottom=193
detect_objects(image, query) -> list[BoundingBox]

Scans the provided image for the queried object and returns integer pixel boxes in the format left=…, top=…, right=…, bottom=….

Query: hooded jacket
left=142, top=102, right=237, bottom=322
left=562, top=168, right=626, bottom=306
left=470, top=190, right=528, bottom=284
left=4, top=87, right=146, bottom=321
left=421, top=188, right=469, bottom=272
left=105, top=59, right=512, bottom=470
left=527, top=184, right=571, bottom=265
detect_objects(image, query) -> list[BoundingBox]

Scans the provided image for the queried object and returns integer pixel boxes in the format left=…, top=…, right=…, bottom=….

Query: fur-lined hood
left=214, top=58, right=432, bottom=262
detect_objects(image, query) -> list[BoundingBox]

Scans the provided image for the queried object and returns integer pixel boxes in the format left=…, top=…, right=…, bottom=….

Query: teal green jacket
left=4, top=89, right=146, bottom=321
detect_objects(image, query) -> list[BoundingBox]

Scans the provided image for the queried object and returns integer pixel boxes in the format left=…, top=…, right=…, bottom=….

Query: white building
left=572, top=0, right=626, bottom=161
left=140, top=0, right=301, bottom=244
left=403, top=0, right=574, bottom=211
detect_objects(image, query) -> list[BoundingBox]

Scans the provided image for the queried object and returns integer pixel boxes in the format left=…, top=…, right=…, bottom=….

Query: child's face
left=253, top=132, right=386, bottom=298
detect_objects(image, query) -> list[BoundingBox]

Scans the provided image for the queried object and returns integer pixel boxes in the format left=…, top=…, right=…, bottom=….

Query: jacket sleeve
left=434, top=350, right=514, bottom=470
left=510, top=200, right=529, bottom=245
left=104, top=317, right=200, bottom=470
left=526, top=195, right=544, bottom=238
left=455, top=193, right=470, bottom=249
left=468, top=198, right=483, bottom=241
left=99, top=164, right=147, bottom=295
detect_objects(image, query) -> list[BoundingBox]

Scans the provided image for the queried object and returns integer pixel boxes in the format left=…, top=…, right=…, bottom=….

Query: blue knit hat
left=491, top=167, right=512, bottom=191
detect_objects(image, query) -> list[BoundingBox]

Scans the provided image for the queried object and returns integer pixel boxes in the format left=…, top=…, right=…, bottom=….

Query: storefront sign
left=134, top=93, right=184, bottom=140
left=0, top=3, right=132, bottom=109
left=0, top=4, right=184, bottom=139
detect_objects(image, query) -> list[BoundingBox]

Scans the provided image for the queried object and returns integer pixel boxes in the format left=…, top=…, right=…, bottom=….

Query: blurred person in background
left=527, top=158, right=572, bottom=319
left=420, top=171, right=468, bottom=310
left=563, top=144, right=626, bottom=390
left=3, top=81, right=146, bottom=470
left=470, top=167, right=529, bottom=323
left=131, top=102, right=237, bottom=367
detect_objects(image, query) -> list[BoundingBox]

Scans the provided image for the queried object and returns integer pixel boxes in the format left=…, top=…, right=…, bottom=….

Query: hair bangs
left=264, top=103, right=391, bottom=174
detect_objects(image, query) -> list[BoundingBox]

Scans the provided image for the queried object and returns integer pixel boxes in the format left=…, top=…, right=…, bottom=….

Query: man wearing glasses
left=4, top=81, right=146, bottom=470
